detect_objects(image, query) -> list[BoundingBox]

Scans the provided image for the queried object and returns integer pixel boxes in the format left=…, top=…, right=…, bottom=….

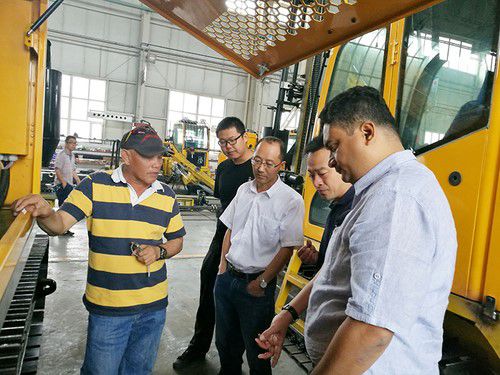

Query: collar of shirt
left=329, top=185, right=355, bottom=211
left=249, top=176, right=283, bottom=198
left=353, top=150, right=415, bottom=202
left=111, top=165, right=163, bottom=206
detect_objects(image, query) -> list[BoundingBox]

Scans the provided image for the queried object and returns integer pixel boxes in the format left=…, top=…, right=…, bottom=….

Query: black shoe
left=173, top=348, right=205, bottom=370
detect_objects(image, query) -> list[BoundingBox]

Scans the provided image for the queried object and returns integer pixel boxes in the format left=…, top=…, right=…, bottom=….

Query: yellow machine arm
left=163, top=141, right=215, bottom=191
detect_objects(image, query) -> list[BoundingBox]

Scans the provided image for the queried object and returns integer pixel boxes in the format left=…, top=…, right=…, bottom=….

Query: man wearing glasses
left=214, top=136, right=304, bottom=375
left=174, top=117, right=254, bottom=369
left=256, top=87, right=457, bottom=374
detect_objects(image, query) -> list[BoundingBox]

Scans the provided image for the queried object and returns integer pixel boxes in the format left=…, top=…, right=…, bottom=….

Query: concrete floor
left=37, top=210, right=305, bottom=374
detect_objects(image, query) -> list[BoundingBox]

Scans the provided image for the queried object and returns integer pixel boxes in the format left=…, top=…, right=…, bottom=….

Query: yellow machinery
left=163, top=119, right=215, bottom=195
left=1, top=0, right=498, bottom=372
left=275, top=1, right=500, bottom=372
left=140, top=0, right=500, bottom=372
left=0, top=0, right=60, bottom=371
left=171, top=118, right=211, bottom=170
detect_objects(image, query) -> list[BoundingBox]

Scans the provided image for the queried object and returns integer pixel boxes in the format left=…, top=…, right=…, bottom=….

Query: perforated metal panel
left=203, top=0, right=357, bottom=62
left=140, top=0, right=443, bottom=77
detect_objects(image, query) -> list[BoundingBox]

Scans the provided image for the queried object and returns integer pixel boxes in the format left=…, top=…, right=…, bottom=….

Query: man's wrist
left=281, top=304, right=299, bottom=322
left=259, top=274, right=268, bottom=289
left=157, top=245, right=167, bottom=260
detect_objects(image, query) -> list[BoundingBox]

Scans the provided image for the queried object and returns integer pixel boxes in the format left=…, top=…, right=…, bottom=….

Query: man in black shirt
left=174, top=117, right=254, bottom=369
left=297, top=136, right=353, bottom=270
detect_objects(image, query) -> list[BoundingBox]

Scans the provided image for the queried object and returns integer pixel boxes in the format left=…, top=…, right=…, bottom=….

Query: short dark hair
left=65, top=135, right=76, bottom=143
left=304, top=136, right=326, bottom=155
left=319, top=86, right=398, bottom=136
left=256, top=136, right=285, bottom=161
left=216, top=117, right=245, bottom=135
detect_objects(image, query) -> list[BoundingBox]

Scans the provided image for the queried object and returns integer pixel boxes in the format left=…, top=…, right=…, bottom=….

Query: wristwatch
left=158, top=246, right=167, bottom=260
left=259, top=275, right=268, bottom=289
left=282, top=304, right=299, bottom=322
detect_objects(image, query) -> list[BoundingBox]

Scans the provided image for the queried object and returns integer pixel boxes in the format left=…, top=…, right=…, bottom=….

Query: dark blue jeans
left=214, top=271, right=276, bottom=375
left=80, top=309, right=166, bottom=375
left=55, top=183, right=73, bottom=205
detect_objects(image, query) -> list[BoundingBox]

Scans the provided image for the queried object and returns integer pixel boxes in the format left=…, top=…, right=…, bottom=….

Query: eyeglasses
left=218, top=133, right=244, bottom=147
left=251, top=157, right=282, bottom=169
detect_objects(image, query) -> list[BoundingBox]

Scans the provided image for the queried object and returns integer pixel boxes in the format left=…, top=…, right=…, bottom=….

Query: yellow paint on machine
left=1, top=0, right=47, bottom=205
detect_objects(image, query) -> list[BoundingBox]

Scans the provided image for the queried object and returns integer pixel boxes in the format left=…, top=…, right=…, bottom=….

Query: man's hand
left=297, top=239, right=318, bottom=264
left=255, top=310, right=293, bottom=367
left=11, top=194, right=54, bottom=219
left=218, top=262, right=227, bottom=275
left=246, top=279, right=265, bottom=297
left=133, top=245, right=159, bottom=266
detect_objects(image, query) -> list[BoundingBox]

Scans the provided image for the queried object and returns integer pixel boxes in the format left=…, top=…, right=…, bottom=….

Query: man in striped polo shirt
left=13, top=124, right=185, bottom=374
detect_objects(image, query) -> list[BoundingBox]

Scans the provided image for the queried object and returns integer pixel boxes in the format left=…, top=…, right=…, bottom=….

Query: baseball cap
left=121, top=123, right=167, bottom=157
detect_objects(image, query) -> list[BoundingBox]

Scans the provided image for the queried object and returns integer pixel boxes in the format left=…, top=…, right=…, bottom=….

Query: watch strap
left=282, top=304, right=299, bottom=322
left=158, top=246, right=167, bottom=260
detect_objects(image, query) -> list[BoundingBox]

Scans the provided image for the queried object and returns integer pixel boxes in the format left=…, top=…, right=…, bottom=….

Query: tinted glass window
left=326, top=28, right=388, bottom=103
left=397, top=0, right=498, bottom=152
left=309, top=192, right=330, bottom=228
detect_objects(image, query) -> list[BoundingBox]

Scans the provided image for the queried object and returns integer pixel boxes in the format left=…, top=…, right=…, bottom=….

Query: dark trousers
left=187, top=219, right=227, bottom=354
left=55, top=183, right=73, bottom=206
left=214, top=270, right=276, bottom=375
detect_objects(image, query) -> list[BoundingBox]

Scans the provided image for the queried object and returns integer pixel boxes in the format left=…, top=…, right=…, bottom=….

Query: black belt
left=226, top=262, right=263, bottom=281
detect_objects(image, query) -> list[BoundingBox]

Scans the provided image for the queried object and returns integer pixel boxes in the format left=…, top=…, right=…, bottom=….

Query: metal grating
left=140, top=0, right=444, bottom=77
left=0, top=235, right=50, bottom=375
left=203, top=0, right=357, bottom=63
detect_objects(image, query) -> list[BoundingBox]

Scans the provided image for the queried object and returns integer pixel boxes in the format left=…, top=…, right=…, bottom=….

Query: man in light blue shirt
left=257, top=86, right=457, bottom=374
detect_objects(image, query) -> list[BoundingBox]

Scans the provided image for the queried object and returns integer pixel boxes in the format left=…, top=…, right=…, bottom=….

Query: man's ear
left=121, top=149, right=131, bottom=165
left=360, top=122, right=375, bottom=144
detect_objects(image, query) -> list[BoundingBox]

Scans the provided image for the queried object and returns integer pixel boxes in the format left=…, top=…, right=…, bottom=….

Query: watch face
left=260, top=278, right=267, bottom=288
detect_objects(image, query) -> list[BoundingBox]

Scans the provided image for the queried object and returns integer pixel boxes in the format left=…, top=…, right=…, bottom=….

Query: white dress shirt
left=220, top=177, right=304, bottom=273
left=111, top=165, right=163, bottom=206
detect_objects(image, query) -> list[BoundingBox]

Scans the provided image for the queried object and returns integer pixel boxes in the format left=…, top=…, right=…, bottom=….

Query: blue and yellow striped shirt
left=60, top=170, right=186, bottom=315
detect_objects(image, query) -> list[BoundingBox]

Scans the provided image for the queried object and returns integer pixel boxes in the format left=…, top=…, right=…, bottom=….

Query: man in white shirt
left=54, top=135, right=81, bottom=236
left=215, top=136, right=305, bottom=375
left=54, top=135, right=80, bottom=206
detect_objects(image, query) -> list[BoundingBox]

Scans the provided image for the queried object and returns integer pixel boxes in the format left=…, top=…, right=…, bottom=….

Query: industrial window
left=60, top=74, right=106, bottom=140
left=326, top=28, right=388, bottom=104
left=396, top=0, right=499, bottom=153
left=167, top=90, right=225, bottom=149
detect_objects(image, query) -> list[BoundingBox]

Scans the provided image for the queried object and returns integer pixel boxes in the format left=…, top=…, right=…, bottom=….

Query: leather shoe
left=172, top=348, right=205, bottom=370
